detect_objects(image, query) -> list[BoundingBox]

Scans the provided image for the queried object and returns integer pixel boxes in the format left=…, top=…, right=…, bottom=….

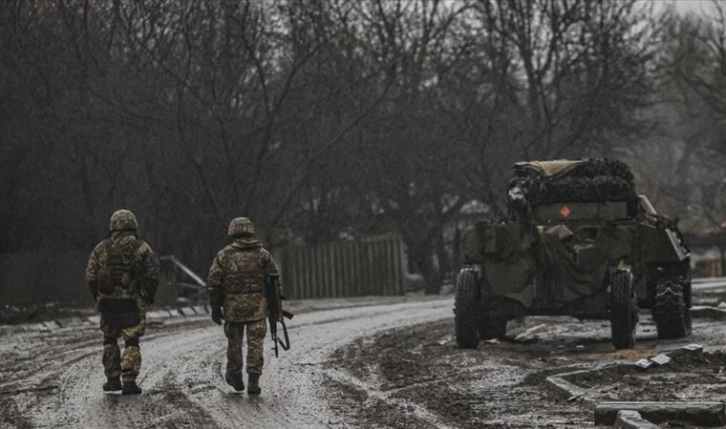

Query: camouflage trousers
left=224, top=319, right=267, bottom=377
left=100, top=309, right=146, bottom=383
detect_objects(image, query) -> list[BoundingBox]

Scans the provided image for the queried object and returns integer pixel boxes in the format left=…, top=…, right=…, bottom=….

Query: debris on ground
left=326, top=306, right=726, bottom=428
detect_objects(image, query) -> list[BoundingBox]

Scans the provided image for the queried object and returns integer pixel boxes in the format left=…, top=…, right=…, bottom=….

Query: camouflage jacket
left=207, top=238, right=281, bottom=323
left=85, top=231, right=160, bottom=305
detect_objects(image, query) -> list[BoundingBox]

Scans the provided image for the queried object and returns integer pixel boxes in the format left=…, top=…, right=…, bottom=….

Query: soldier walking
left=207, top=217, right=282, bottom=394
left=85, top=209, right=160, bottom=394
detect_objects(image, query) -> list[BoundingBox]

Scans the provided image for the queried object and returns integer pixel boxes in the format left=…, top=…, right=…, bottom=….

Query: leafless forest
left=1, top=0, right=725, bottom=289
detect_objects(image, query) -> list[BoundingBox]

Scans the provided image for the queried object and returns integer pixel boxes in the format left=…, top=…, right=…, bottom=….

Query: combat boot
left=247, top=373, right=261, bottom=395
left=103, top=377, right=122, bottom=392
left=225, top=373, right=245, bottom=392
left=122, top=381, right=142, bottom=395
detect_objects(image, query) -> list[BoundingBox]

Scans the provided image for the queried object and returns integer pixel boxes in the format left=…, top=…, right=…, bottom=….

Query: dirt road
left=0, top=298, right=452, bottom=428
left=2, top=290, right=725, bottom=429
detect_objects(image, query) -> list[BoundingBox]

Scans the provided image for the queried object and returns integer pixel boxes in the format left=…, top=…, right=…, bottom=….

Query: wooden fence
left=1, top=234, right=407, bottom=305
left=277, top=234, right=406, bottom=299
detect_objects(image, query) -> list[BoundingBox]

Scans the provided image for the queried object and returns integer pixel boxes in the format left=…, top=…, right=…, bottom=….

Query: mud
left=574, top=352, right=726, bottom=403
left=326, top=318, right=593, bottom=428
left=2, top=292, right=726, bottom=428
left=325, top=310, right=726, bottom=428
left=0, top=298, right=453, bottom=428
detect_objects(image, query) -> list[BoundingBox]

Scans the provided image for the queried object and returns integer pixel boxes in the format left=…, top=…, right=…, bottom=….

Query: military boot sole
left=225, top=374, right=245, bottom=392
left=103, top=379, right=122, bottom=392
left=247, top=374, right=261, bottom=395
left=121, top=383, right=142, bottom=395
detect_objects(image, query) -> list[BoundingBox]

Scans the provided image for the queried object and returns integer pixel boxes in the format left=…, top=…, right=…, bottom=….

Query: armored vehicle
left=456, top=159, right=691, bottom=349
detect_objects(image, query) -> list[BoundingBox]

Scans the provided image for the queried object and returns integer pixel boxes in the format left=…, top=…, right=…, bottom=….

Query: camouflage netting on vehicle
left=511, top=158, right=638, bottom=208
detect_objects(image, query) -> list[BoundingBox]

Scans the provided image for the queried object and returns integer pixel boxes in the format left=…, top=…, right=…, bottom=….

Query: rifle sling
left=278, top=319, right=291, bottom=351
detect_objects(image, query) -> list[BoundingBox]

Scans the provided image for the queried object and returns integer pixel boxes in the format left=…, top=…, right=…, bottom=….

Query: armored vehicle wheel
left=455, top=269, right=480, bottom=348
left=610, top=270, right=638, bottom=350
left=652, top=280, right=691, bottom=339
left=476, top=268, right=507, bottom=340
left=478, top=317, right=507, bottom=340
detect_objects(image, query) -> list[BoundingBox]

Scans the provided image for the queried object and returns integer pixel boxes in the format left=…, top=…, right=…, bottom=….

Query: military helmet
left=228, top=217, right=255, bottom=237
left=109, top=209, right=138, bottom=232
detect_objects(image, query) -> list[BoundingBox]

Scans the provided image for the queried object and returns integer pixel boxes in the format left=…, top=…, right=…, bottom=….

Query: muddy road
left=324, top=284, right=726, bottom=429
left=327, top=314, right=726, bottom=429
left=0, top=298, right=452, bottom=428
left=2, top=290, right=725, bottom=429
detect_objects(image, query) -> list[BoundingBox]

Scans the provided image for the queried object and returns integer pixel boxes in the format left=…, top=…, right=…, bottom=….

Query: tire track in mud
left=326, top=308, right=726, bottom=428
left=175, top=300, right=455, bottom=428
left=2, top=298, right=453, bottom=428
left=323, top=368, right=457, bottom=429
left=8, top=325, right=215, bottom=428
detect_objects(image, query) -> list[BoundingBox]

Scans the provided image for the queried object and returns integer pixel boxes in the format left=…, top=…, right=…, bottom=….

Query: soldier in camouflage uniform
left=85, top=209, right=159, bottom=395
left=207, top=217, right=281, bottom=394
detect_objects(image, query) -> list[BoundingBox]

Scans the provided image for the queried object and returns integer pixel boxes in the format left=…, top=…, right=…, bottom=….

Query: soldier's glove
left=211, top=305, right=223, bottom=325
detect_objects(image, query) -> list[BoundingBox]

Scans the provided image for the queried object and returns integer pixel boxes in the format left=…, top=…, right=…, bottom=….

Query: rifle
left=265, top=276, right=293, bottom=357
